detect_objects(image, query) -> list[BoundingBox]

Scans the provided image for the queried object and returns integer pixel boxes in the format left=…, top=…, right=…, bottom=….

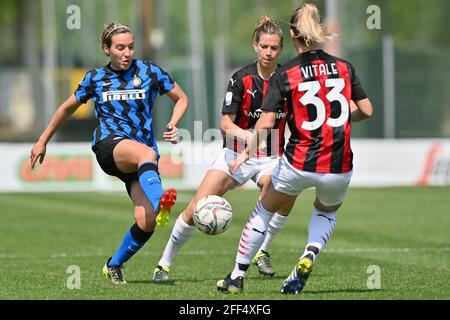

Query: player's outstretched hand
left=30, top=142, right=46, bottom=169
left=164, top=123, right=179, bottom=144
left=229, top=149, right=249, bottom=174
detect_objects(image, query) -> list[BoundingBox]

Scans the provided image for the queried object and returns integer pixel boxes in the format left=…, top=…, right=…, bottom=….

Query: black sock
left=238, top=263, right=250, bottom=272
left=130, top=223, right=154, bottom=244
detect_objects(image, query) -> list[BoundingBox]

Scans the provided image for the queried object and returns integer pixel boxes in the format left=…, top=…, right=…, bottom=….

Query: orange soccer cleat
left=156, top=188, right=177, bottom=227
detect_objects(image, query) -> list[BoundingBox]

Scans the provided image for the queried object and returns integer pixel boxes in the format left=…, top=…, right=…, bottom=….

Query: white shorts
left=209, top=148, right=278, bottom=186
left=271, top=156, right=353, bottom=206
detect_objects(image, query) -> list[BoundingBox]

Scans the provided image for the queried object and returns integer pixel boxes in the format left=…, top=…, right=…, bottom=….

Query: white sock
left=259, top=213, right=289, bottom=253
left=304, top=208, right=337, bottom=260
left=231, top=201, right=273, bottom=279
left=158, top=215, right=197, bottom=268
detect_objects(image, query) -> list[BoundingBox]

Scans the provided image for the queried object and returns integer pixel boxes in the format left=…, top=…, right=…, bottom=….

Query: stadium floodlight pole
left=383, top=35, right=395, bottom=139
left=188, top=0, right=209, bottom=135
left=82, top=0, right=96, bottom=65
left=213, top=0, right=229, bottom=129
left=326, top=0, right=337, bottom=21
left=25, top=0, right=42, bottom=135
left=324, top=0, right=342, bottom=57
left=129, top=0, right=143, bottom=58
left=106, top=0, right=118, bottom=26
left=41, top=0, right=58, bottom=139
left=141, top=0, right=156, bottom=59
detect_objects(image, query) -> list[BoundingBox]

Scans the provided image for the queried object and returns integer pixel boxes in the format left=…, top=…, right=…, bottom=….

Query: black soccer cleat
left=217, top=273, right=244, bottom=294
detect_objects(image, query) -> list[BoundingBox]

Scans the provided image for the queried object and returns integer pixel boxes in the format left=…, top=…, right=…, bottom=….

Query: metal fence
left=0, top=0, right=448, bottom=142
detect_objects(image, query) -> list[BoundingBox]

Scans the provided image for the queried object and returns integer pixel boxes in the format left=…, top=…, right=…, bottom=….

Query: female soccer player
left=218, top=4, right=373, bottom=294
left=30, top=22, right=189, bottom=284
left=152, top=16, right=290, bottom=282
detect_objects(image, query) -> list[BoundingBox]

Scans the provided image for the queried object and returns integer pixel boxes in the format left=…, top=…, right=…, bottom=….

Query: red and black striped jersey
left=221, top=62, right=288, bottom=156
left=262, top=50, right=367, bottom=173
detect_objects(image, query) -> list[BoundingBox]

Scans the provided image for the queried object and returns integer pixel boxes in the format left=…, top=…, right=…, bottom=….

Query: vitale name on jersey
left=244, top=108, right=287, bottom=119
left=301, top=62, right=338, bottom=79
left=102, top=89, right=146, bottom=102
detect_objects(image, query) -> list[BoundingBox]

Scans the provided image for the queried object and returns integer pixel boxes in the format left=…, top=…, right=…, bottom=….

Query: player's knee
left=182, top=204, right=195, bottom=225
left=138, top=147, right=157, bottom=164
left=257, top=175, right=271, bottom=189
left=314, top=198, right=341, bottom=212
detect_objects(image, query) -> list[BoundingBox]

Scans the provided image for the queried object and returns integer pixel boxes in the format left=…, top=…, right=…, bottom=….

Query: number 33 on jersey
left=261, top=49, right=368, bottom=173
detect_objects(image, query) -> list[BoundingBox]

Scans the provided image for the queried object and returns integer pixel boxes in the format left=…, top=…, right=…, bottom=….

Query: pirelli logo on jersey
left=102, top=89, right=146, bottom=102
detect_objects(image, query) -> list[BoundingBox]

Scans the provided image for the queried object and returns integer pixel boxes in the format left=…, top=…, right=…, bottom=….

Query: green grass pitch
left=0, top=187, right=449, bottom=300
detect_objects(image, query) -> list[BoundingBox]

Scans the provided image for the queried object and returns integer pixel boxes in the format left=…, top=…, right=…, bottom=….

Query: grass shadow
left=306, top=288, right=385, bottom=294
left=127, top=280, right=177, bottom=286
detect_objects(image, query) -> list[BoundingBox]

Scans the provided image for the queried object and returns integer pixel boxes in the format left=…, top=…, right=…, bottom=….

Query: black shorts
left=92, top=135, right=139, bottom=197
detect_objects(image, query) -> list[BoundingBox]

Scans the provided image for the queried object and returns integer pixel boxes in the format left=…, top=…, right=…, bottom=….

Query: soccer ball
left=193, top=195, right=233, bottom=235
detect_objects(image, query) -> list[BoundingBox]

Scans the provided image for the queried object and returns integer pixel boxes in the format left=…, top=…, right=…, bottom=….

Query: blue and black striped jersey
left=74, top=59, right=175, bottom=155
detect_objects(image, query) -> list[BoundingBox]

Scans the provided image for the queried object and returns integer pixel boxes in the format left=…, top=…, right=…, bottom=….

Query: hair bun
left=256, top=15, right=275, bottom=28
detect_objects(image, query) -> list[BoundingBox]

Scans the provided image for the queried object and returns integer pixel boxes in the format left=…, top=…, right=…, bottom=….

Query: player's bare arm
left=230, top=111, right=276, bottom=174
left=30, top=94, right=82, bottom=169
left=164, top=82, right=189, bottom=144
left=351, top=98, right=373, bottom=122
left=220, top=114, right=252, bottom=144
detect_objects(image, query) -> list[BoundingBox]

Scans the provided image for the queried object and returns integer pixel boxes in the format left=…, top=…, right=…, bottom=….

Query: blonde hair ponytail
left=290, top=4, right=334, bottom=46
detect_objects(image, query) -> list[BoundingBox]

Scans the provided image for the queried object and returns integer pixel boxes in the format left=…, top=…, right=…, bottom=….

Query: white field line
left=322, top=247, right=450, bottom=253
left=1, top=247, right=450, bottom=259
